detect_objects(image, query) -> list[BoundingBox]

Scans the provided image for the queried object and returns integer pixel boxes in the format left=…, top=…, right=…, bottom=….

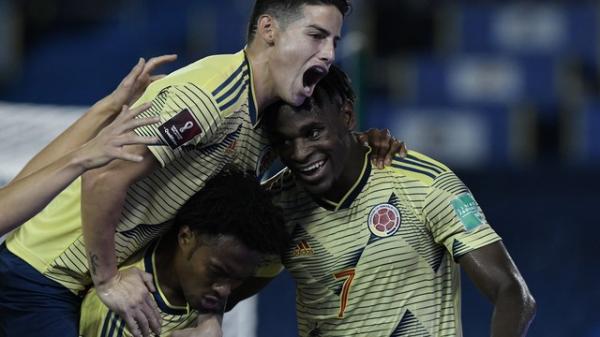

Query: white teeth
left=300, top=160, right=325, bottom=172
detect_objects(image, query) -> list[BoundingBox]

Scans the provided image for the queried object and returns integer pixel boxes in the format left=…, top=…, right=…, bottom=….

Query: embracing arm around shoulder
left=459, top=241, right=537, bottom=337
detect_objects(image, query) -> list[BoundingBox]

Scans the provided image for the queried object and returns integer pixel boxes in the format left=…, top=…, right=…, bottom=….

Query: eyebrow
left=307, top=24, right=341, bottom=43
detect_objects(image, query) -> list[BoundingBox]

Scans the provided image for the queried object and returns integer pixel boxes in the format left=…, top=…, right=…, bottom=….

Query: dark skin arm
left=356, top=128, right=407, bottom=168
left=459, top=241, right=537, bottom=337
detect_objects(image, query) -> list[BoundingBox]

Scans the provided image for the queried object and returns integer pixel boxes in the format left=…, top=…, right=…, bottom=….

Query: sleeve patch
left=450, top=193, right=486, bottom=232
left=158, top=109, right=202, bottom=149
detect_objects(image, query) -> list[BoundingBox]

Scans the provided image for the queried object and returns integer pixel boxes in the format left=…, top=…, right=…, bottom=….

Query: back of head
left=247, top=0, right=352, bottom=43
left=174, top=165, right=289, bottom=257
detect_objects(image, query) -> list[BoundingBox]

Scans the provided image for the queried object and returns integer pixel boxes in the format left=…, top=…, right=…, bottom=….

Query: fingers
left=149, top=74, right=166, bottom=83
left=355, top=132, right=368, bottom=146
left=120, top=58, right=146, bottom=90
left=120, top=102, right=152, bottom=121
left=143, top=294, right=162, bottom=336
left=142, top=54, right=177, bottom=75
left=373, top=129, right=391, bottom=169
left=134, top=310, right=151, bottom=337
left=123, top=313, right=143, bottom=337
left=141, top=270, right=157, bottom=292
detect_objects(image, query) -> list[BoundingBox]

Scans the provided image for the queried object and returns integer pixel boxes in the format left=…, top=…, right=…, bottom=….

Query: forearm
left=0, top=149, right=87, bottom=235
left=490, top=284, right=537, bottom=337
left=81, top=144, right=157, bottom=285
left=81, top=168, right=129, bottom=284
left=15, top=99, right=119, bottom=181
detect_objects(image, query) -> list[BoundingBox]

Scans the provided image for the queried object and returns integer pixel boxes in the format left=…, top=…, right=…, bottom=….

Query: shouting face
left=268, top=4, right=343, bottom=106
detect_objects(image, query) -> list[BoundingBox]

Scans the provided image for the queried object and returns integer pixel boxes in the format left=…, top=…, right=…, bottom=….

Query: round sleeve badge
left=368, top=204, right=401, bottom=237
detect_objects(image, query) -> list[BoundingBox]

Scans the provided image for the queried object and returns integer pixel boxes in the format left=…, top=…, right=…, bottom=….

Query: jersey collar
left=243, top=50, right=260, bottom=128
left=312, top=147, right=372, bottom=212
left=144, top=240, right=190, bottom=315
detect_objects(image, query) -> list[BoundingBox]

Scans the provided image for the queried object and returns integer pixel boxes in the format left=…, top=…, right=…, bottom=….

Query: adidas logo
left=292, top=240, right=314, bottom=256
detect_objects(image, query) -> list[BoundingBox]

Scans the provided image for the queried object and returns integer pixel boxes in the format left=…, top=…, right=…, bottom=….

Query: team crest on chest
left=367, top=204, right=401, bottom=237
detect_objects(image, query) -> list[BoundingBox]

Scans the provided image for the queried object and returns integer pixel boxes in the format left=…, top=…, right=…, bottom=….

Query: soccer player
left=79, top=167, right=288, bottom=337
left=0, top=55, right=174, bottom=236
left=253, top=65, right=537, bottom=336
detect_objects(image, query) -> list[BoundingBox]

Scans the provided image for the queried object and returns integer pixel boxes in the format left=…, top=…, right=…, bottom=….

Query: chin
left=303, top=181, right=332, bottom=197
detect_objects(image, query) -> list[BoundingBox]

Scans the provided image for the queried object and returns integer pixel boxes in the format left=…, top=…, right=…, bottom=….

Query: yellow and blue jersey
left=269, top=149, right=501, bottom=336
left=79, top=241, right=197, bottom=337
left=6, top=50, right=274, bottom=294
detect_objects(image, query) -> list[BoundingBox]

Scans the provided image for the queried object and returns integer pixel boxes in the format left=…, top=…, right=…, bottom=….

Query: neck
left=323, top=137, right=369, bottom=202
left=154, top=231, right=186, bottom=306
left=245, top=44, right=277, bottom=111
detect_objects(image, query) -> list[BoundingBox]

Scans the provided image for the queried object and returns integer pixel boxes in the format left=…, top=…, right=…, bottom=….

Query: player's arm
left=0, top=104, right=158, bottom=236
left=459, top=241, right=536, bottom=337
left=355, top=128, right=406, bottom=169
left=81, top=146, right=162, bottom=337
left=13, top=55, right=176, bottom=181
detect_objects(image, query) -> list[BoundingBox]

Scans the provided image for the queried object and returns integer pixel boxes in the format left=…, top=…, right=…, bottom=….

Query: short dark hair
left=174, top=166, right=289, bottom=256
left=247, top=0, right=352, bottom=43
left=263, top=63, right=356, bottom=134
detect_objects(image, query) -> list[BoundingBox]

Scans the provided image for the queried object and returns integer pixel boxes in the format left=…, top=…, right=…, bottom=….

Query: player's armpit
left=459, top=241, right=537, bottom=337
left=225, top=277, right=275, bottom=312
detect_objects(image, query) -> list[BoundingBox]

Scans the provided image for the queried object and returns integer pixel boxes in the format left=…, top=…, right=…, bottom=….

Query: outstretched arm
left=0, top=56, right=177, bottom=236
left=0, top=104, right=158, bottom=236
left=459, top=241, right=537, bottom=337
left=13, top=55, right=176, bottom=181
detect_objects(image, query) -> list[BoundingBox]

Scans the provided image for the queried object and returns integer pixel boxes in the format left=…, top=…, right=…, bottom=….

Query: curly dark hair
left=247, top=0, right=352, bottom=43
left=174, top=166, right=289, bottom=257
left=263, top=63, right=355, bottom=135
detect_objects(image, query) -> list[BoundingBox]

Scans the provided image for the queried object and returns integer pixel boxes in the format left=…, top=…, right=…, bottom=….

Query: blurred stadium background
left=0, top=0, right=598, bottom=336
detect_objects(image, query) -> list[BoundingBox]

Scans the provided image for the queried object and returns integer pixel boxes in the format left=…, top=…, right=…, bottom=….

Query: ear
left=177, top=225, right=196, bottom=249
left=257, top=14, right=277, bottom=46
left=341, top=100, right=356, bottom=131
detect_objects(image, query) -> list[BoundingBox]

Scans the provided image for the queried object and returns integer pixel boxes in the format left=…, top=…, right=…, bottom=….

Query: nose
left=290, top=139, right=310, bottom=163
left=319, top=39, right=335, bottom=66
left=213, top=282, right=232, bottom=298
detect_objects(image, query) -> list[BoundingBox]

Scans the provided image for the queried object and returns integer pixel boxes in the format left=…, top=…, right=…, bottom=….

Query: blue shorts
left=0, top=243, right=83, bottom=337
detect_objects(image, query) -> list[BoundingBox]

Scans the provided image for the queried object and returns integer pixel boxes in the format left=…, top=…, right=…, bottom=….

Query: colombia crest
left=368, top=204, right=401, bottom=237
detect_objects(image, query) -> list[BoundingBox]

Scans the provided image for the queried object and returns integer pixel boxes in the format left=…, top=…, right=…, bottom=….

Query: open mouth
left=297, top=159, right=327, bottom=177
left=302, top=66, right=328, bottom=92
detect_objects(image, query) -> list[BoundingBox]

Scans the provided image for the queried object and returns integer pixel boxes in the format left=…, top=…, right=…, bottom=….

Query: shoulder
left=142, top=51, right=247, bottom=101
left=389, top=150, right=452, bottom=186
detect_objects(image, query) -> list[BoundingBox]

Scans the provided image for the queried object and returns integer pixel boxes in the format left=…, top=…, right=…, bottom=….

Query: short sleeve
left=423, top=171, right=501, bottom=260
left=132, top=83, right=225, bottom=167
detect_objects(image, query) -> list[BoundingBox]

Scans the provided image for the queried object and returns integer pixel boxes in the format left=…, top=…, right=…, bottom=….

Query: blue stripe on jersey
left=143, top=242, right=188, bottom=315
left=406, top=154, right=446, bottom=172
left=105, top=312, right=119, bottom=337
left=115, top=318, right=126, bottom=337
left=394, top=155, right=444, bottom=175
left=219, top=82, right=249, bottom=112
left=246, top=53, right=258, bottom=126
left=391, top=163, right=437, bottom=179
left=212, top=62, right=245, bottom=97
left=215, top=69, right=249, bottom=104
left=100, top=311, right=113, bottom=337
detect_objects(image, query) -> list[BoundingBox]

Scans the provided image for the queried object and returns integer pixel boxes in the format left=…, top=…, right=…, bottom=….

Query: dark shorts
left=0, top=243, right=82, bottom=337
